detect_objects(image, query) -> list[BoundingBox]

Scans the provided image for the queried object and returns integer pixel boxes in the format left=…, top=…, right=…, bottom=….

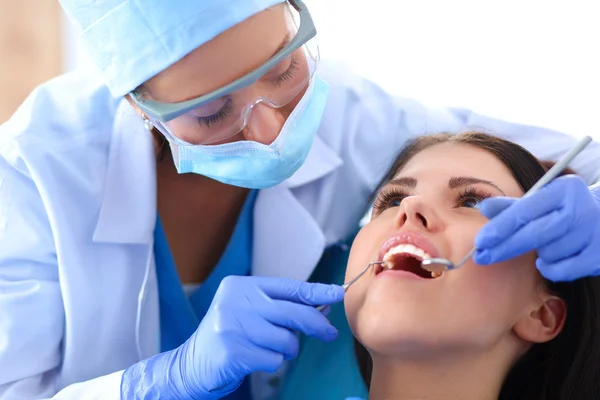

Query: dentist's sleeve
left=447, top=108, right=600, bottom=184
left=0, top=150, right=122, bottom=399
left=407, top=102, right=600, bottom=185
left=326, top=61, right=600, bottom=185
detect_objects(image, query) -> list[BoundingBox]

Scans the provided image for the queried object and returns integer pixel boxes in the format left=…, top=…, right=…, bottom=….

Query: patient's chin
left=352, top=313, right=443, bottom=359
left=358, top=333, right=449, bottom=361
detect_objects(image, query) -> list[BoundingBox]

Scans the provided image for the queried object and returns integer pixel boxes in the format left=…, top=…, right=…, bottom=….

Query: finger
left=245, top=318, right=301, bottom=361
left=475, top=181, right=566, bottom=249
left=478, top=197, right=516, bottom=219
left=474, top=210, right=569, bottom=265
left=257, top=298, right=338, bottom=342
left=536, top=257, right=584, bottom=282
left=537, top=245, right=600, bottom=282
left=254, top=277, right=345, bottom=306
left=537, top=227, right=591, bottom=264
left=234, top=342, right=286, bottom=374
left=319, top=305, right=331, bottom=317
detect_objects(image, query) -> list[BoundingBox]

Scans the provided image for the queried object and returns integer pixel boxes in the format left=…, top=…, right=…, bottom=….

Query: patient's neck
left=368, top=350, right=513, bottom=400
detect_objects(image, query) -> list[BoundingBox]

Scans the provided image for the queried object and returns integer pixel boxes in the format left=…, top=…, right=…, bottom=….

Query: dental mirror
left=421, top=135, right=592, bottom=273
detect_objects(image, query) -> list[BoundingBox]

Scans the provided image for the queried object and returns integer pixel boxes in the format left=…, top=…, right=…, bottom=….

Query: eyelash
left=196, top=57, right=300, bottom=127
left=372, top=186, right=492, bottom=215
left=270, top=57, right=299, bottom=86
left=196, top=98, right=234, bottom=128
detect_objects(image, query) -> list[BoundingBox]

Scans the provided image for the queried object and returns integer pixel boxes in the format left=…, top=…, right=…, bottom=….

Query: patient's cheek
left=344, top=236, right=370, bottom=327
left=343, top=268, right=368, bottom=334
left=344, top=290, right=361, bottom=334
left=343, top=281, right=374, bottom=340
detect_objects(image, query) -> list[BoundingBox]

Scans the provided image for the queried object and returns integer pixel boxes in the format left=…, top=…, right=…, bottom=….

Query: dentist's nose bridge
left=241, top=102, right=286, bottom=144
left=394, top=194, right=443, bottom=231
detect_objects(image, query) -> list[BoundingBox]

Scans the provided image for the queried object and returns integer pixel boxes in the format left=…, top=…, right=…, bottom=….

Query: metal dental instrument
left=421, top=135, right=593, bottom=273
left=316, top=261, right=386, bottom=312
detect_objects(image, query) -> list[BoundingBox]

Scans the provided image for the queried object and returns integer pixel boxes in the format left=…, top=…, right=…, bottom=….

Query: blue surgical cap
left=59, top=0, right=286, bottom=98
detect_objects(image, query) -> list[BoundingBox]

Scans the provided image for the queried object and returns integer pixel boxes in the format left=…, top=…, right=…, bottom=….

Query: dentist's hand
left=474, top=176, right=600, bottom=281
left=121, top=276, right=344, bottom=399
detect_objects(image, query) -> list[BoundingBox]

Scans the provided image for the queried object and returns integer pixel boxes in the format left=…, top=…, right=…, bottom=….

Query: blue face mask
left=169, top=76, right=330, bottom=189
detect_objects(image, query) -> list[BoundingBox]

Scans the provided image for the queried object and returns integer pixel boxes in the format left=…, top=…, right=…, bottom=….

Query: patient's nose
left=394, top=196, right=442, bottom=231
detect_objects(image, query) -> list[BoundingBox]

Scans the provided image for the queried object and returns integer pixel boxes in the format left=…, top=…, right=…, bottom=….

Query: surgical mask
left=169, top=75, right=330, bottom=189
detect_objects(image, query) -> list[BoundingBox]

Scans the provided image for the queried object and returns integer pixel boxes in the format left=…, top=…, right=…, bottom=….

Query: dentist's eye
left=455, top=187, right=491, bottom=209
left=196, top=98, right=234, bottom=128
left=270, top=57, right=300, bottom=86
left=372, top=187, right=409, bottom=215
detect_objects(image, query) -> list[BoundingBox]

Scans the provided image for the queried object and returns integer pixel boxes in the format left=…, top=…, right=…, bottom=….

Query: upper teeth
left=383, top=244, right=431, bottom=269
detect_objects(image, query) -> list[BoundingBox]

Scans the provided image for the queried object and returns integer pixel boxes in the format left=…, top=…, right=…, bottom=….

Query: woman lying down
left=280, top=132, right=600, bottom=400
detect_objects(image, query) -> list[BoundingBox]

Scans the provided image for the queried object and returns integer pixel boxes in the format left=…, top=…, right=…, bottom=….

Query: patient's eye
left=455, top=187, right=491, bottom=209
left=460, top=197, right=481, bottom=208
left=372, top=186, right=408, bottom=215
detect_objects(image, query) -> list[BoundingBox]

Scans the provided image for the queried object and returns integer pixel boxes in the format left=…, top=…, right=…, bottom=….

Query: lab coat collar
left=277, top=134, right=343, bottom=189
left=93, top=100, right=157, bottom=244
left=252, top=134, right=343, bottom=281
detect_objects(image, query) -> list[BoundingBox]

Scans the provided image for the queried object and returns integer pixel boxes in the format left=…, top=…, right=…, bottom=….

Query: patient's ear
left=513, top=294, right=566, bottom=343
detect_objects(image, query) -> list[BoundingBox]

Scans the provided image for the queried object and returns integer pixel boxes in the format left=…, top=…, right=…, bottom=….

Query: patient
left=345, top=132, right=600, bottom=400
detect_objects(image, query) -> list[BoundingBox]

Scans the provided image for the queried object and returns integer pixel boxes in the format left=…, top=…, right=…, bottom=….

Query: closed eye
left=196, top=98, right=234, bottom=127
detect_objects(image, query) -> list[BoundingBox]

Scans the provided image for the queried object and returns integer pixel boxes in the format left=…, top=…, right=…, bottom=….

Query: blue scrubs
left=277, top=236, right=369, bottom=400
left=153, top=190, right=258, bottom=399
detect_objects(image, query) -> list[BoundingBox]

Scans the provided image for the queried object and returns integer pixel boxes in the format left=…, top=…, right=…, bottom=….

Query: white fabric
left=182, top=283, right=202, bottom=298
left=1, top=61, right=600, bottom=399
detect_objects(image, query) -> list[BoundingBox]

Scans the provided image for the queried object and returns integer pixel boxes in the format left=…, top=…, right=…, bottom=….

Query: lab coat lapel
left=93, top=100, right=157, bottom=245
left=92, top=99, right=160, bottom=360
left=252, top=135, right=343, bottom=281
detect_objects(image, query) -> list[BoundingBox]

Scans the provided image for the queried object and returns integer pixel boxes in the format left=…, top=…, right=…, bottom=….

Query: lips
left=374, top=231, right=443, bottom=279
left=377, top=231, right=441, bottom=262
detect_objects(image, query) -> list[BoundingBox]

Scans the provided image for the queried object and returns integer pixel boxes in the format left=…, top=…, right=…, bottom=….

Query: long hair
left=355, top=132, right=600, bottom=400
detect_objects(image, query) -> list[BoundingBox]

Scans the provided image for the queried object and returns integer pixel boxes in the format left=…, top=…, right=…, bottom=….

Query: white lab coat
left=1, top=60, right=599, bottom=400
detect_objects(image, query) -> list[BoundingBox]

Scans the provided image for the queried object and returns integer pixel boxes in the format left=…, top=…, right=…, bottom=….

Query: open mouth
left=377, top=244, right=443, bottom=279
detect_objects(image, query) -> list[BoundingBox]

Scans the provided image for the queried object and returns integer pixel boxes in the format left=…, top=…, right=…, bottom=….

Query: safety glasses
left=129, top=0, right=318, bottom=145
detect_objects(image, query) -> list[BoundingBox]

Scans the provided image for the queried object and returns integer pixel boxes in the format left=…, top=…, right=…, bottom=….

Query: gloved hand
left=474, top=175, right=600, bottom=281
left=121, top=276, right=344, bottom=399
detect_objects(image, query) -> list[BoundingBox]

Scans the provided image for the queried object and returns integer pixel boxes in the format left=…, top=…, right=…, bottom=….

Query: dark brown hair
left=150, top=126, right=169, bottom=162
left=355, top=132, right=600, bottom=400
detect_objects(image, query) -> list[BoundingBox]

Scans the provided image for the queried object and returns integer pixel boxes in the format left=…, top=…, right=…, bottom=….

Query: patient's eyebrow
left=387, top=177, right=417, bottom=189
left=448, top=176, right=506, bottom=195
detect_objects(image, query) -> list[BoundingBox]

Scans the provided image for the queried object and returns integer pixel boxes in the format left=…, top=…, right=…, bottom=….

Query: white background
left=63, top=0, right=600, bottom=139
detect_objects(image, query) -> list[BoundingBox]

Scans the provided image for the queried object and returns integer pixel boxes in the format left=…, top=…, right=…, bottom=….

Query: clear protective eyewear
left=129, top=0, right=319, bottom=146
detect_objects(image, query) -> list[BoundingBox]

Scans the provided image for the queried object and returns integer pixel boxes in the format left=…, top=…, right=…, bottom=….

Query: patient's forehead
left=392, top=143, right=524, bottom=198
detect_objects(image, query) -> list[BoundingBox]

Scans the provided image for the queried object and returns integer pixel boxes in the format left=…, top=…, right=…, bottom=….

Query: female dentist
left=1, top=0, right=600, bottom=399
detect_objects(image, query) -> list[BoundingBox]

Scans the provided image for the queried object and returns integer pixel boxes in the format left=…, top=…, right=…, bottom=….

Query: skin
left=128, top=4, right=306, bottom=283
left=344, top=143, right=567, bottom=400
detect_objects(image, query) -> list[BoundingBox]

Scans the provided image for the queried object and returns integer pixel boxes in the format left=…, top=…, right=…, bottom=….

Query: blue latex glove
left=121, top=276, right=344, bottom=399
left=474, top=176, right=600, bottom=281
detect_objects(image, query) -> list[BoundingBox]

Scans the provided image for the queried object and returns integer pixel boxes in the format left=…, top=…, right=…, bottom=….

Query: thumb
left=479, top=197, right=516, bottom=219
